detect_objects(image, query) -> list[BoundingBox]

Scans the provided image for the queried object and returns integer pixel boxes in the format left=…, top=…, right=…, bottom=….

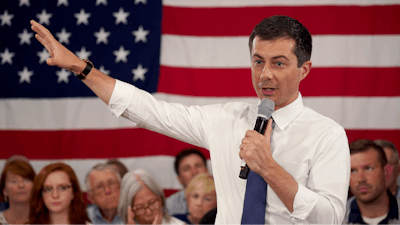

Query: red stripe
left=1, top=129, right=399, bottom=159
left=346, top=130, right=400, bottom=149
left=158, top=66, right=400, bottom=97
left=162, top=5, right=400, bottom=36
left=0, top=129, right=209, bottom=160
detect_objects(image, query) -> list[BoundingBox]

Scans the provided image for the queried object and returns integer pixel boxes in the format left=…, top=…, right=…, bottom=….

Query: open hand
left=30, top=20, right=85, bottom=74
left=127, top=206, right=136, bottom=224
left=127, top=206, right=163, bottom=224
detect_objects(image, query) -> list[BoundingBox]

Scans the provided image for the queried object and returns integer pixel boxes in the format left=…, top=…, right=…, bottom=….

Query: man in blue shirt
left=166, top=148, right=209, bottom=215
left=86, top=163, right=123, bottom=224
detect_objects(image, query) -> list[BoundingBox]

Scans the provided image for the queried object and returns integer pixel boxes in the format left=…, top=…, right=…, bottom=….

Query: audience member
left=343, top=139, right=400, bottom=224
left=118, top=169, right=184, bottom=224
left=28, top=162, right=90, bottom=224
left=0, top=156, right=36, bottom=224
left=85, top=163, right=122, bottom=224
left=172, top=173, right=217, bottom=225
left=166, top=148, right=208, bottom=215
left=374, top=140, right=400, bottom=198
left=106, top=159, right=129, bottom=179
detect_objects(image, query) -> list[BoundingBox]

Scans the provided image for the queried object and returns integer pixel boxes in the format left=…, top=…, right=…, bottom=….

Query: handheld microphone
left=239, top=98, right=275, bottom=179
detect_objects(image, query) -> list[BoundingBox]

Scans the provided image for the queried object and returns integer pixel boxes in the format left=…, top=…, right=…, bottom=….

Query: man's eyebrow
left=272, top=55, right=290, bottom=61
left=252, top=53, right=264, bottom=59
left=252, top=54, right=290, bottom=61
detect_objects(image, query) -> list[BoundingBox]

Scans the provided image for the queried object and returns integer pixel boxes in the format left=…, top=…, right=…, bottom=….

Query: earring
left=4, top=196, right=8, bottom=202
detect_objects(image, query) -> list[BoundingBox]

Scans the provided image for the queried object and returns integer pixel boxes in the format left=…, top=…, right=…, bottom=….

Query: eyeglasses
left=132, top=199, right=161, bottom=215
left=92, top=179, right=119, bottom=195
left=42, top=185, right=72, bottom=195
left=7, top=178, right=32, bottom=185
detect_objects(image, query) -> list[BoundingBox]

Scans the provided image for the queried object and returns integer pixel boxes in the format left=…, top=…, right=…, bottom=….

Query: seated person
left=28, top=162, right=90, bottom=224
left=106, top=159, right=129, bottom=179
left=374, top=140, right=400, bottom=198
left=344, top=139, right=400, bottom=224
left=85, top=163, right=123, bottom=224
left=172, top=173, right=217, bottom=225
left=166, top=148, right=209, bottom=215
left=118, top=169, right=185, bottom=224
left=0, top=155, right=36, bottom=224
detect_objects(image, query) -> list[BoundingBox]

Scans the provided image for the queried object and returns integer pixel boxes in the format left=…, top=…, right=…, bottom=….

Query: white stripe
left=163, top=0, right=400, bottom=7
left=1, top=95, right=399, bottom=129
left=161, top=35, right=400, bottom=68
left=0, top=157, right=213, bottom=191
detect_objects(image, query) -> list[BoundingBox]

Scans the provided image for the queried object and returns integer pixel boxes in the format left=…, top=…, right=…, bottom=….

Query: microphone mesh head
left=258, top=98, right=275, bottom=118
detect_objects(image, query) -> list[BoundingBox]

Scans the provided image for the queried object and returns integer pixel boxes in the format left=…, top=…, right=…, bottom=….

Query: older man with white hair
left=86, top=163, right=123, bottom=224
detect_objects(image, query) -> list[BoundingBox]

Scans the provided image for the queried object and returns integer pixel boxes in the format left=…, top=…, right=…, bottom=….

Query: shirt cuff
left=108, top=79, right=136, bottom=118
left=289, top=183, right=318, bottom=223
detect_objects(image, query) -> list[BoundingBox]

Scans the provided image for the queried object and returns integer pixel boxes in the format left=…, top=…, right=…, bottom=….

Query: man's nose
left=357, top=171, right=367, bottom=182
left=260, top=65, right=273, bottom=80
left=105, top=185, right=112, bottom=194
left=191, top=167, right=199, bottom=175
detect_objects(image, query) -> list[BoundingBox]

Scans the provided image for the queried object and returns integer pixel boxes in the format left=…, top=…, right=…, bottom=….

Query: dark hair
left=106, top=159, right=129, bottom=178
left=248, top=15, right=312, bottom=68
left=350, top=139, right=387, bottom=167
left=28, top=162, right=90, bottom=224
left=0, top=157, right=36, bottom=202
left=374, top=140, right=398, bottom=153
left=174, top=148, right=207, bottom=175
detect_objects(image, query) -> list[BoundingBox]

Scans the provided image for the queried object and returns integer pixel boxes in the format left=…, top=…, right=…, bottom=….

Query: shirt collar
left=257, top=92, right=304, bottom=131
left=93, top=205, right=105, bottom=220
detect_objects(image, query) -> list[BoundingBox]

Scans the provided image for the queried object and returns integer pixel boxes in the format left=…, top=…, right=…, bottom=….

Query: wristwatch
left=75, top=59, right=93, bottom=80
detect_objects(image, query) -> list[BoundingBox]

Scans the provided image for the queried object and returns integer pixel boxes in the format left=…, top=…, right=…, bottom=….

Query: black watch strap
left=76, top=59, right=93, bottom=80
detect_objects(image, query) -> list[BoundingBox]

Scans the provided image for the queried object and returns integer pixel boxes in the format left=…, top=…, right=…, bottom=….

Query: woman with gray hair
left=118, top=169, right=185, bottom=224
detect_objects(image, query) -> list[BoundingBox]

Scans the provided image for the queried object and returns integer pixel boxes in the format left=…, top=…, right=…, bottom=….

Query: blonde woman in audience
left=118, top=169, right=185, bottom=224
left=0, top=155, right=36, bottom=224
left=172, top=173, right=217, bottom=225
left=28, top=162, right=91, bottom=224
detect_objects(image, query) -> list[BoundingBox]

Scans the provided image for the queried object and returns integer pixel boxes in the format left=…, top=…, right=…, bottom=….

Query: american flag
left=1, top=0, right=400, bottom=196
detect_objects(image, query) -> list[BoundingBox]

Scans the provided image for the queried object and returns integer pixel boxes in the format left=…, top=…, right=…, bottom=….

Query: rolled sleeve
left=290, top=183, right=318, bottom=223
left=108, top=79, right=136, bottom=118
left=289, top=129, right=349, bottom=224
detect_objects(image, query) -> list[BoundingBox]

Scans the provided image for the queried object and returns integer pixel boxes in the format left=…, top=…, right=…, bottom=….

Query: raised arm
left=30, top=20, right=115, bottom=105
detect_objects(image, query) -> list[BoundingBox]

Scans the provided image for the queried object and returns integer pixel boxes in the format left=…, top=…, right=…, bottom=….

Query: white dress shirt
left=0, top=212, right=8, bottom=225
left=108, top=80, right=350, bottom=224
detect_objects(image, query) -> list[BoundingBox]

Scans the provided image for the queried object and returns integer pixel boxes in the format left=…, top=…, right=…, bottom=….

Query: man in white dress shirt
left=30, top=15, right=350, bottom=224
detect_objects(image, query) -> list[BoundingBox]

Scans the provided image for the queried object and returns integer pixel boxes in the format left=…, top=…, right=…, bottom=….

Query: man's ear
left=385, top=164, right=393, bottom=182
left=300, top=60, right=312, bottom=81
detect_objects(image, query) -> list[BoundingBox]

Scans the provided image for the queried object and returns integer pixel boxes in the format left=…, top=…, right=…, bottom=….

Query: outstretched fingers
left=31, top=21, right=55, bottom=55
left=34, top=34, right=53, bottom=56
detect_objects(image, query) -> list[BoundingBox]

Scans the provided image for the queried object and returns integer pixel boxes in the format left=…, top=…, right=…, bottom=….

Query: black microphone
left=239, top=98, right=275, bottom=179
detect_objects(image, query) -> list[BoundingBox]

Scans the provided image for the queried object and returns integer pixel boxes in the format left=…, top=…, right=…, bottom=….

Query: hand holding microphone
left=239, top=98, right=275, bottom=179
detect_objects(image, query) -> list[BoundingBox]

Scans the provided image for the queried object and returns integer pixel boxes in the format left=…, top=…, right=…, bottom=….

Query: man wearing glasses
left=85, top=163, right=123, bottom=224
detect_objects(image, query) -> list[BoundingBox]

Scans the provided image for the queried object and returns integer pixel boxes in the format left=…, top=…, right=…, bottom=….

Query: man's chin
left=100, top=202, right=119, bottom=210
